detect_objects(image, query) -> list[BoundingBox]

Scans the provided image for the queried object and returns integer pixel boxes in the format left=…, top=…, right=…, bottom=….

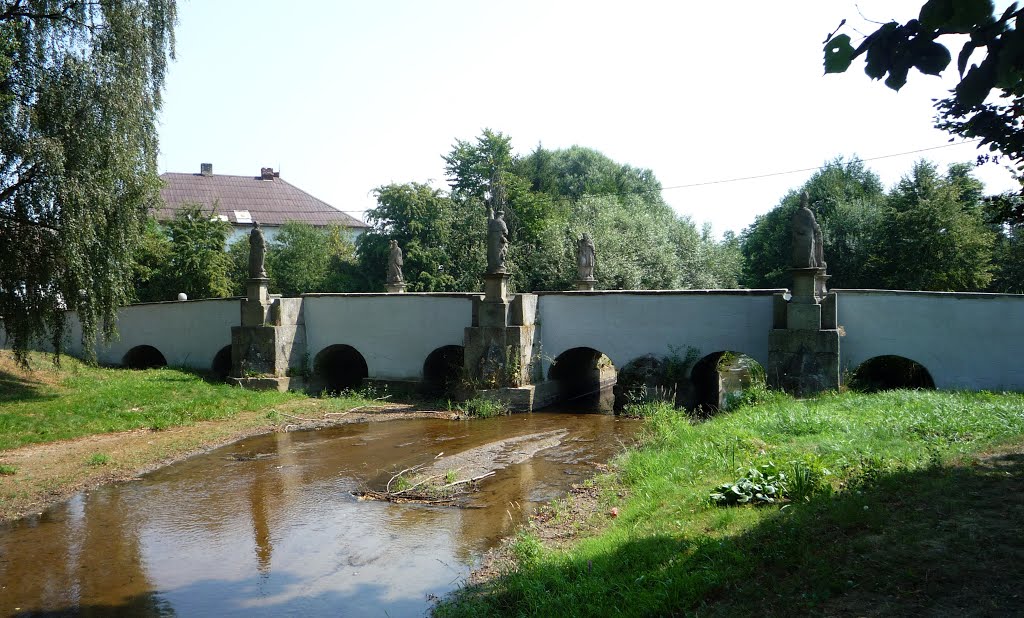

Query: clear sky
left=157, top=1, right=1021, bottom=237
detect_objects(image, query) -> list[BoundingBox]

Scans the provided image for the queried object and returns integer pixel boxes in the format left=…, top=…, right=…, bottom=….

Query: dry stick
left=386, top=464, right=425, bottom=493
left=434, top=471, right=495, bottom=490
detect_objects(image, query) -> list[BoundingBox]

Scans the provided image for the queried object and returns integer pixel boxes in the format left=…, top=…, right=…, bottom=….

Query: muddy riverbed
left=0, top=410, right=637, bottom=617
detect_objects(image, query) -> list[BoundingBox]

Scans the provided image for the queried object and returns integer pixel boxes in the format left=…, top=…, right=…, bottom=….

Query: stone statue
left=791, top=192, right=824, bottom=269
left=248, top=221, right=267, bottom=279
left=577, top=233, right=595, bottom=280
left=487, top=208, right=509, bottom=274
left=387, top=239, right=403, bottom=284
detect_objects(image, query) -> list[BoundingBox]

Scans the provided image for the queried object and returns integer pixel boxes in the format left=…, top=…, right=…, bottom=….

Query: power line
left=659, top=139, right=984, bottom=192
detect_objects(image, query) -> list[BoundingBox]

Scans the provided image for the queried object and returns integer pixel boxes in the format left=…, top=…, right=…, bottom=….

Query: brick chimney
left=200, top=163, right=213, bottom=176
left=260, top=167, right=275, bottom=180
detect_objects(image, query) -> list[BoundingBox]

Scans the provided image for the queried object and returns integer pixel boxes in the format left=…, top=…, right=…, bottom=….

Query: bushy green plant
left=87, top=453, right=111, bottom=466
left=0, top=464, right=16, bottom=476
left=710, top=461, right=788, bottom=506
left=456, top=397, right=510, bottom=418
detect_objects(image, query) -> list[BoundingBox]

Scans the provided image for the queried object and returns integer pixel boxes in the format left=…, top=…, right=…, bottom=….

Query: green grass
left=0, top=352, right=337, bottom=451
left=437, top=389, right=1024, bottom=617
left=448, top=396, right=510, bottom=418
left=87, top=452, right=111, bottom=466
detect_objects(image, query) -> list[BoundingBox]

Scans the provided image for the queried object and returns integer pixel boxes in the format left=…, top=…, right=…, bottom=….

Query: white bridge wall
left=836, top=290, right=1024, bottom=390
left=302, top=294, right=476, bottom=381
left=19, top=289, right=1022, bottom=393
left=536, top=291, right=779, bottom=375
left=63, top=298, right=239, bottom=369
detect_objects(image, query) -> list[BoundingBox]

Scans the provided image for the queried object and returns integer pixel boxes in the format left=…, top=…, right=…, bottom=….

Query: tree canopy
left=0, top=0, right=177, bottom=363
left=740, top=157, right=996, bottom=292
left=823, top=0, right=1024, bottom=170
left=355, top=131, right=742, bottom=293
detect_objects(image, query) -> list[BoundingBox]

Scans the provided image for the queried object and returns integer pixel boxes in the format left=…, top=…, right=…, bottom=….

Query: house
left=157, top=163, right=369, bottom=244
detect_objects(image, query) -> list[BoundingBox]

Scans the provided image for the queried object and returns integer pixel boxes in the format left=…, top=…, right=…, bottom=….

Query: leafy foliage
left=741, top=158, right=886, bottom=289
left=824, top=1, right=1024, bottom=170
left=0, top=0, right=177, bottom=363
left=710, top=462, right=788, bottom=506
left=869, top=161, right=994, bottom=290
left=266, top=222, right=358, bottom=296
left=741, top=158, right=995, bottom=292
left=358, top=131, right=742, bottom=293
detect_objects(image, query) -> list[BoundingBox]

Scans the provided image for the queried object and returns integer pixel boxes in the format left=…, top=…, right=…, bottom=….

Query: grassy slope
left=0, top=351, right=297, bottom=450
left=438, top=390, right=1024, bottom=617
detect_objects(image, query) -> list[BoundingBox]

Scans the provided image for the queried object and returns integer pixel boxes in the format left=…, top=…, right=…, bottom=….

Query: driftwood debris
left=352, top=471, right=496, bottom=507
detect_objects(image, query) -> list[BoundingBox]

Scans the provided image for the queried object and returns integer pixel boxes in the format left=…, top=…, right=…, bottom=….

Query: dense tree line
left=355, top=131, right=741, bottom=293
left=133, top=140, right=1020, bottom=302
left=135, top=130, right=742, bottom=299
left=740, top=157, right=1012, bottom=293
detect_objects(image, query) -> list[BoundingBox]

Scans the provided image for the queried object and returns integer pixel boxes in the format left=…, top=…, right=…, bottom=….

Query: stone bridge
left=40, top=287, right=1024, bottom=410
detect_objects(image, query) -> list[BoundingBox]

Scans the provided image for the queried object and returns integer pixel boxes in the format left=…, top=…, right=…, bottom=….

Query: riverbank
left=437, top=389, right=1024, bottom=616
left=0, top=352, right=456, bottom=522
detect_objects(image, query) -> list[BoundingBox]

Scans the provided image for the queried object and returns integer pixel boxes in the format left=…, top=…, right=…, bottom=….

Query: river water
left=0, top=410, right=637, bottom=617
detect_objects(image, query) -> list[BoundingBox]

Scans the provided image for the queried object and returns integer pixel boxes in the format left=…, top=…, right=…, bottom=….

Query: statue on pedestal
left=577, top=233, right=596, bottom=280
left=249, top=221, right=267, bottom=279
left=387, top=239, right=403, bottom=284
left=791, top=192, right=825, bottom=269
left=487, top=208, right=509, bottom=274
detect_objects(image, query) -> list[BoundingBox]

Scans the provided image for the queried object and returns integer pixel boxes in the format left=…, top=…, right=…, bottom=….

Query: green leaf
left=824, top=34, right=855, bottom=74
left=885, top=64, right=911, bottom=90
left=919, top=0, right=955, bottom=30
left=956, top=58, right=997, bottom=106
left=913, top=41, right=952, bottom=75
left=958, top=41, right=977, bottom=76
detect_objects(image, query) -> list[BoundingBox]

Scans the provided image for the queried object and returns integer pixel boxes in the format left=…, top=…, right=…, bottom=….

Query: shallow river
left=0, top=409, right=637, bottom=617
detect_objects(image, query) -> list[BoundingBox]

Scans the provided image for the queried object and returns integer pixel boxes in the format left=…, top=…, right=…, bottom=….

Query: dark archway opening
left=850, top=355, right=935, bottom=392
left=423, top=345, right=464, bottom=395
left=211, top=345, right=232, bottom=382
left=688, top=352, right=765, bottom=416
left=547, top=347, right=616, bottom=412
left=313, top=344, right=369, bottom=395
left=122, top=345, right=167, bottom=370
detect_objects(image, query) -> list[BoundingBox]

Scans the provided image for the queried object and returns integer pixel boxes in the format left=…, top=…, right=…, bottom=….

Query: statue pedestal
left=231, top=284, right=306, bottom=393
left=385, top=282, right=406, bottom=293
left=464, top=289, right=540, bottom=411
left=575, top=278, right=596, bottom=291
left=242, top=278, right=271, bottom=327
left=768, top=268, right=839, bottom=397
left=483, top=272, right=509, bottom=302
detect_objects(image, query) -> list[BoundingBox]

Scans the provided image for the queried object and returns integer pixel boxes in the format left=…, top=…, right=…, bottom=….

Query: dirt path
left=0, top=401, right=457, bottom=523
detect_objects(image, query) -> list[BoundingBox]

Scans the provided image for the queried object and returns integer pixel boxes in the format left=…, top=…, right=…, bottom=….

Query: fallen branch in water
left=386, top=464, right=425, bottom=492
left=355, top=470, right=497, bottom=507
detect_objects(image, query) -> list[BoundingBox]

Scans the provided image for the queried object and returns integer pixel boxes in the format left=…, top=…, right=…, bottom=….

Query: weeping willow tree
left=0, top=1, right=176, bottom=364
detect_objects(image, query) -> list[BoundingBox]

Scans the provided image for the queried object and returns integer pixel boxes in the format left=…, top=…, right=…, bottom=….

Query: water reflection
left=0, top=411, right=636, bottom=617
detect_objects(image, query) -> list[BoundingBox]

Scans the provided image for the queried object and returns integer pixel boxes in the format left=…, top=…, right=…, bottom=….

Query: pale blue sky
left=158, top=1, right=1020, bottom=236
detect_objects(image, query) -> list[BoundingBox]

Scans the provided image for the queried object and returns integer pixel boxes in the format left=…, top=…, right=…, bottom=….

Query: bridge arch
left=849, top=355, right=935, bottom=392
left=122, top=345, right=167, bottom=370
left=422, top=345, right=464, bottom=394
left=313, top=344, right=369, bottom=394
left=211, top=345, right=232, bottom=381
left=548, top=347, right=615, bottom=405
left=689, top=350, right=764, bottom=413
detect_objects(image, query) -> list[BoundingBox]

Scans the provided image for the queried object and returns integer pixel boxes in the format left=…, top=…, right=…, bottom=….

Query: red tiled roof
left=156, top=172, right=369, bottom=228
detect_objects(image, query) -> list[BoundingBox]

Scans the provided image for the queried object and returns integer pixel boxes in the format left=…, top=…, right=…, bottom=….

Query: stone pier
left=229, top=277, right=307, bottom=392
left=767, top=267, right=840, bottom=396
left=462, top=273, right=541, bottom=411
